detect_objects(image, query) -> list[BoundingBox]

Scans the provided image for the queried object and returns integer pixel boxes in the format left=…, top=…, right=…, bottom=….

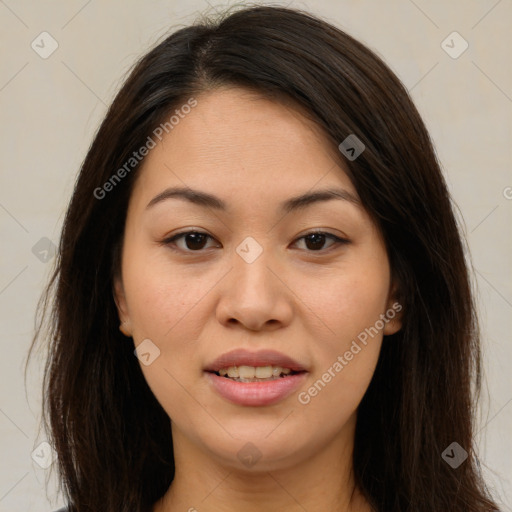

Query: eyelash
left=162, top=230, right=350, bottom=254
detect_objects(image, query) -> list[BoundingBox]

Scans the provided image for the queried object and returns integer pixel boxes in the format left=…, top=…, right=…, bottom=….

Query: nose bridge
left=215, top=234, right=292, bottom=330
left=232, top=235, right=275, bottom=296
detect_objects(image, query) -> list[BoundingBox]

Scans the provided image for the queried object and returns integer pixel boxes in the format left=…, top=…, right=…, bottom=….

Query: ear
left=113, top=276, right=133, bottom=337
left=383, top=279, right=403, bottom=336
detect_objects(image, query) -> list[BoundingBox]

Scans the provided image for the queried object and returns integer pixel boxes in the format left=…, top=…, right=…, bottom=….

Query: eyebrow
left=145, top=186, right=360, bottom=213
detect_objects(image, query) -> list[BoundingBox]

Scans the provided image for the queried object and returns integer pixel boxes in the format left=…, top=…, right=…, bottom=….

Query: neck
left=154, top=415, right=372, bottom=512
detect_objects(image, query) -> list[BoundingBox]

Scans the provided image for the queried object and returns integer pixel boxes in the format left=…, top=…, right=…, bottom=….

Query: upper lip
left=204, top=349, right=307, bottom=372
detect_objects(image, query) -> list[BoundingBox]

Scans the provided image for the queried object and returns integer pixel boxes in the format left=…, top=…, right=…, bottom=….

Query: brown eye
left=295, top=232, right=348, bottom=252
left=164, top=230, right=348, bottom=254
left=166, top=231, right=218, bottom=252
left=183, top=232, right=209, bottom=250
left=304, top=233, right=328, bottom=250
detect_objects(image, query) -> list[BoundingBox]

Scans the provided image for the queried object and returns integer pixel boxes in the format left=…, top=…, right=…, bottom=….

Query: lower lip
left=205, top=372, right=307, bottom=407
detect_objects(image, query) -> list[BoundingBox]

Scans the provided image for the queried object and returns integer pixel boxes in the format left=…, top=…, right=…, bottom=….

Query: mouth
left=204, top=349, right=308, bottom=406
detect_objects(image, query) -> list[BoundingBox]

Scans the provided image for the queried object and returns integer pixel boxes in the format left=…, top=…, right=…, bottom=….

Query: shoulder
left=53, top=508, right=69, bottom=512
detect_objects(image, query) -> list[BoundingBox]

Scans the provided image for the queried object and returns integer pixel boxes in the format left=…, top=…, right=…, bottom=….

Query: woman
left=28, top=4, right=500, bottom=512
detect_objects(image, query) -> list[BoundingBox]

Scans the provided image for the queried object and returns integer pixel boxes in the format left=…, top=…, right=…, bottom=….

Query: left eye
left=293, top=232, right=347, bottom=251
left=164, top=231, right=348, bottom=253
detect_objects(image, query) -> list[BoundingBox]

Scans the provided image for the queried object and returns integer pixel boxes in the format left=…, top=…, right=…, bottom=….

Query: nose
left=215, top=244, right=293, bottom=332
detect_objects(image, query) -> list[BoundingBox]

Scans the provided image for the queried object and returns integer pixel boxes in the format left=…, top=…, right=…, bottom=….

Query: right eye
left=164, top=231, right=220, bottom=252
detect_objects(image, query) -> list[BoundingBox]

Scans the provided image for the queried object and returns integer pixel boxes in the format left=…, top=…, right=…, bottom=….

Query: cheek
left=298, top=282, right=385, bottom=427
left=298, top=252, right=389, bottom=406
left=122, top=249, right=213, bottom=341
left=123, top=256, right=213, bottom=424
left=306, top=255, right=391, bottom=346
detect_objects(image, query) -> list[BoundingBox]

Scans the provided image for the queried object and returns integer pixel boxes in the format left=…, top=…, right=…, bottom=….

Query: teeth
left=255, top=366, right=273, bottom=378
left=217, top=365, right=294, bottom=380
left=227, top=367, right=239, bottom=378
left=239, top=365, right=255, bottom=379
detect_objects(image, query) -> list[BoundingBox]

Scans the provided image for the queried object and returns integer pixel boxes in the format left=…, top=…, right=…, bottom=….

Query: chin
left=192, top=419, right=315, bottom=472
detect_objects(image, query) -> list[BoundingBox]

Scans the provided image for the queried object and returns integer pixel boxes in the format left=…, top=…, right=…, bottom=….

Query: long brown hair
left=27, top=4, right=499, bottom=511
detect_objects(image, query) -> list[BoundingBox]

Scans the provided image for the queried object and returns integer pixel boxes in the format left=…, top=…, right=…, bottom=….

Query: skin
left=114, top=87, right=402, bottom=512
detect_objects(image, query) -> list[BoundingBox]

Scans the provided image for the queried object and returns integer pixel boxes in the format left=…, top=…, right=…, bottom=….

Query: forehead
left=132, top=87, right=356, bottom=207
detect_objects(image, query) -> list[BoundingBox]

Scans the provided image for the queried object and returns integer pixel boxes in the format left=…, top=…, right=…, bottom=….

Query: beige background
left=0, top=0, right=511, bottom=510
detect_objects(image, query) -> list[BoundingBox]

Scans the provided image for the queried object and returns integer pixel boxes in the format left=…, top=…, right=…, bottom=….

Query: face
left=114, top=87, right=401, bottom=472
